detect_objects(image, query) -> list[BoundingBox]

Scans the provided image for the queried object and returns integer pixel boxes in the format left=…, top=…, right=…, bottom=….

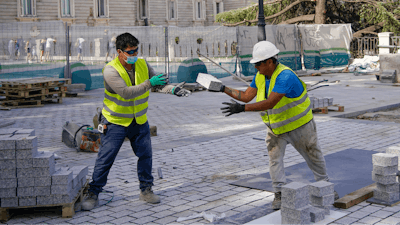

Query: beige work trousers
left=265, top=118, right=329, bottom=192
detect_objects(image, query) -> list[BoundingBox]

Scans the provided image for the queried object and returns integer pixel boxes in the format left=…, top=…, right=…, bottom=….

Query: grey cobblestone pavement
left=1, top=73, right=400, bottom=224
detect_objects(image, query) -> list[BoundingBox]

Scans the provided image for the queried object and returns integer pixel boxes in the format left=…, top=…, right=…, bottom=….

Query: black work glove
left=208, top=84, right=225, bottom=92
left=221, top=99, right=245, bottom=117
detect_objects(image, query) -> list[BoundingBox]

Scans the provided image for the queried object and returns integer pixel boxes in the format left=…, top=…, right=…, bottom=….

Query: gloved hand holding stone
left=149, top=74, right=167, bottom=86
left=172, top=82, right=191, bottom=97
left=208, top=84, right=225, bottom=92
left=221, top=99, right=245, bottom=117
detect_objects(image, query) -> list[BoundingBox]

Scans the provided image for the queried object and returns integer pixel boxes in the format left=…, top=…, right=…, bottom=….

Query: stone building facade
left=0, top=0, right=257, bottom=26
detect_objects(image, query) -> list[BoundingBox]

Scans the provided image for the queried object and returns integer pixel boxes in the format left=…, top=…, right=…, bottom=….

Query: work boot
left=271, top=192, right=281, bottom=210
left=139, top=187, right=161, bottom=204
left=81, top=191, right=99, bottom=211
left=334, top=190, right=340, bottom=200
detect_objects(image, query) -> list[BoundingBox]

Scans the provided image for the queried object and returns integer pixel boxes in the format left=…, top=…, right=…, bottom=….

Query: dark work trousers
left=88, top=116, right=154, bottom=196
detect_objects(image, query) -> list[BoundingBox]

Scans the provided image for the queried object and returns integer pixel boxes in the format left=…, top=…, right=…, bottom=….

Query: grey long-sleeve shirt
left=103, top=60, right=156, bottom=99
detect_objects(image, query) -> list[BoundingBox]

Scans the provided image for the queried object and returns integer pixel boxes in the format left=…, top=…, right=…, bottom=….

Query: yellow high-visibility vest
left=102, top=57, right=149, bottom=127
left=255, top=64, right=313, bottom=135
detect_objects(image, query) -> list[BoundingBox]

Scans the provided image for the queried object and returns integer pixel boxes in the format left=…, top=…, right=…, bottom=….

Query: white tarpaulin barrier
left=298, top=24, right=352, bottom=69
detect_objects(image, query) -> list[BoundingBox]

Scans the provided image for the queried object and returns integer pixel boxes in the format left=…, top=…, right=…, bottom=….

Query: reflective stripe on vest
left=102, top=57, right=149, bottom=127
left=255, top=63, right=313, bottom=135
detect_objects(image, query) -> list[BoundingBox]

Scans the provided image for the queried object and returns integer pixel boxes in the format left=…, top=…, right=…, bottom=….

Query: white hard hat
left=250, top=41, right=280, bottom=64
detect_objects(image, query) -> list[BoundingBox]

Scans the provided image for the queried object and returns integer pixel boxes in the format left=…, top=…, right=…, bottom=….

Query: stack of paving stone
left=309, top=181, right=335, bottom=221
left=309, top=97, right=333, bottom=109
left=281, top=182, right=312, bottom=224
left=371, top=153, right=400, bottom=204
left=0, top=128, right=88, bottom=208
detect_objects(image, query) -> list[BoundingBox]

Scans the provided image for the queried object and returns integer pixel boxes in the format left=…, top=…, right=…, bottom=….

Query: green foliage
left=359, top=2, right=400, bottom=34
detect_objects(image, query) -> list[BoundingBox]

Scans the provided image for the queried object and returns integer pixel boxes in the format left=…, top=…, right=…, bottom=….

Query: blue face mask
left=125, top=56, right=138, bottom=64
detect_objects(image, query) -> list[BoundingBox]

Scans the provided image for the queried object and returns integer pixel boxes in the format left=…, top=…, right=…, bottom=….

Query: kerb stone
left=33, top=166, right=56, bottom=177
left=52, top=169, right=73, bottom=185
left=34, top=177, right=51, bottom=186
left=0, top=150, right=15, bottom=159
left=311, top=194, right=335, bottom=206
left=387, top=145, right=400, bottom=155
left=15, top=136, right=37, bottom=150
left=16, top=168, right=34, bottom=178
left=33, top=151, right=55, bottom=168
left=18, top=196, right=36, bottom=206
left=373, top=153, right=398, bottom=167
left=281, top=182, right=309, bottom=199
left=16, top=158, right=33, bottom=169
left=16, top=148, right=38, bottom=159
left=0, top=169, right=16, bottom=179
left=377, top=183, right=400, bottom=193
left=37, top=195, right=54, bottom=205
left=372, top=173, right=398, bottom=185
left=310, top=206, right=325, bottom=223
left=373, top=165, right=398, bottom=176
left=281, top=216, right=310, bottom=225
left=53, top=194, right=73, bottom=204
left=309, top=181, right=334, bottom=197
left=17, top=178, right=34, bottom=187
left=1, top=197, right=18, bottom=207
left=51, top=183, right=72, bottom=195
left=0, top=159, right=15, bottom=169
left=0, top=136, right=16, bottom=150
left=0, top=188, right=16, bottom=198
left=280, top=206, right=311, bottom=220
left=282, top=196, right=310, bottom=209
left=17, top=187, right=33, bottom=197
left=0, top=178, right=17, bottom=188
left=373, top=190, right=400, bottom=202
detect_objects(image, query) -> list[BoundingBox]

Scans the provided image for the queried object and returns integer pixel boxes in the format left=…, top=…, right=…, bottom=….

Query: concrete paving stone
left=282, top=182, right=310, bottom=199
left=131, top=209, right=154, bottom=218
left=281, top=206, right=312, bottom=220
left=17, top=187, right=33, bottom=197
left=378, top=216, right=400, bottom=225
left=212, top=204, right=236, bottom=213
left=370, top=210, right=396, bottom=218
left=377, top=183, right=400, bottom=193
left=33, top=151, right=54, bottom=168
left=0, top=178, right=17, bottom=188
left=185, top=200, right=208, bottom=207
left=67, top=215, right=93, bottom=224
left=0, top=188, right=16, bottom=198
left=360, top=205, right=385, bottom=213
left=15, top=148, right=38, bottom=159
left=170, top=204, right=193, bottom=212
left=183, top=194, right=205, bottom=201
left=51, top=183, right=72, bottom=195
left=90, top=209, right=115, bottom=218
left=373, top=153, right=399, bottom=167
left=358, top=201, right=372, bottom=206
left=372, top=173, right=398, bottom=185
left=148, top=204, right=172, bottom=213
left=0, top=149, right=15, bottom=160
left=374, top=190, right=400, bottom=202
left=153, top=216, right=178, bottom=225
left=0, top=159, right=15, bottom=170
left=381, top=205, right=400, bottom=212
left=333, top=216, right=360, bottom=224
left=357, top=215, right=383, bottom=224
left=22, top=216, right=51, bottom=224
left=166, top=199, right=190, bottom=207
left=89, top=204, right=112, bottom=213
left=90, top=215, right=115, bottom=224
left=34, top=177, right=51, bottom=186
left=387, top=146, right=400, bottom=155
left=131, top=216, right=157, bottom=224
left=15, top=136, right=37, bottom=150
left=151, top=209, right=175, bottom=218
left=52, top=168, right=73, bottom=185
left=107, top=210, right=134, bottom=218
left=202, top=194, right=223, bottom=202
left=16, top=158, right=33, bottom=169
left=281, top=215, right=311, bottom=224
left=109, top=216, right=136, bottom=224
left=18, top=196, right=36, bottom=206
left=222, top=194, right=246, bottom=202
left=311, top=193, right=335, bottom=206
left=191, top=201, right=226, bottom=212
left=373, top=165, right=398, bottom=176
left=1, top=197, right=18, bottom=207
left=282, top=196, right=310, bottom=209
left=103, top=199, right=130, bottom=207
left=0, top=168, right=16, bottom=179
left=33, top=186, right=50, bottom=196
left=309, top=181, right=335, bottom=197
left=15, top=129, right=35, bottom=136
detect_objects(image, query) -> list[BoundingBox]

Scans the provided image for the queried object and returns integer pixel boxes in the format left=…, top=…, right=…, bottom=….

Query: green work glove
left=149, top=74, right=167, bottom=86
left=172, top=82, right=191, bottom=97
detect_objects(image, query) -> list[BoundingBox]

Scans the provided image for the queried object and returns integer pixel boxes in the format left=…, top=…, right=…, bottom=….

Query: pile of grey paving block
left=281, top=181, right=335, bottom=224
left=309, top=97, right=333, bottom=109
left=380, top=69, right=397, bottom=83
left=371, top=152, right=400, bottom=204
left=0, top=128, right=88, bottom=208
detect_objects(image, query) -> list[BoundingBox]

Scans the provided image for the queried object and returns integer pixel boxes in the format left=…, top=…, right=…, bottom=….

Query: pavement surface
left=1, top=72, right=400, bottom=224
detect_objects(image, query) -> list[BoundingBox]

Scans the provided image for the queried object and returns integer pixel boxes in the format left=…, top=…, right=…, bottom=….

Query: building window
left=167, top=0, right=177, bottom=20
left=139, top=0, right=148, bottom=19
left=193, top=0, right=204, bottom=20
left=98, top=0, right=105, bottom=17
left=197, top=2, right=201, bottom=19
left=61, top=0, right=71, bottom=16
left=20, top=0, right=35, bottom=16
left=213, top=1, right=223, bottom=20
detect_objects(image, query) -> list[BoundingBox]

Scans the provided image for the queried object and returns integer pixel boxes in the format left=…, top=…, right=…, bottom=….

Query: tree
left=215, top=0, right=400, bottom=37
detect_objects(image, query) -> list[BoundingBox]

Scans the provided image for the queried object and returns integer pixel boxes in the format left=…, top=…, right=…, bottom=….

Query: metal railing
left=350, top=37, right=379, bottom=58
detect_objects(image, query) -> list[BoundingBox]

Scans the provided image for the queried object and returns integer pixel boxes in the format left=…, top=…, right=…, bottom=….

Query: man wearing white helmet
left=217, top=41, right=338, bottom=210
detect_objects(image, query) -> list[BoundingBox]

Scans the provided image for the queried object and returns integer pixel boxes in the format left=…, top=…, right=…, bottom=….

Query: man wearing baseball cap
left=214, top=41, right=339, bottom=210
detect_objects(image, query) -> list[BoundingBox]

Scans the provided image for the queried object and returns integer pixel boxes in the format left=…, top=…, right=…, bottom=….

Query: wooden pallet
left=313, top=104, right=344, bottom=114
left=0, top=180, right=89, bottom=222
left=0, top=78, right=71, bottom=90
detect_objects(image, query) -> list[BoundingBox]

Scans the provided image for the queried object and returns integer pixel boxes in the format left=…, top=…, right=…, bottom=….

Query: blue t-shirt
left=250, top=70, right=304, bottom=98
